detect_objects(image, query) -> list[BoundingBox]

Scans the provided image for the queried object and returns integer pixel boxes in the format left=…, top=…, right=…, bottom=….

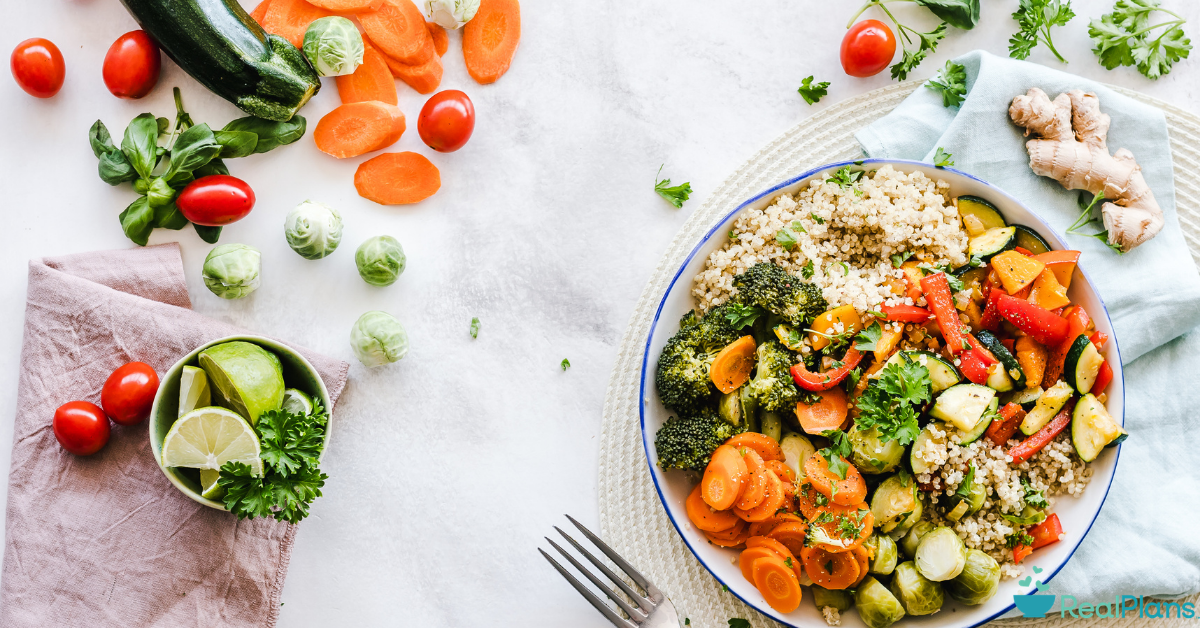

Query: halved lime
left=281, top=388, right=313, bottom=416
left=198, top=341, right=285, bottom=424
left=200, top=469, right=224, bottom=500
left=179, top=365, right=212, bottom=418
left=161, top=407, right=262, bottom=476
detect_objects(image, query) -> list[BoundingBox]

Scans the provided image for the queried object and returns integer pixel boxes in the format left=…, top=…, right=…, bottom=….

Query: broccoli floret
left=654, top=307, right=741, bottom=415
left=732, top=262, right=827, bottom=328
left=746, top=340, right=800, bottom=414
left=654, top=407, right=744, bottom=472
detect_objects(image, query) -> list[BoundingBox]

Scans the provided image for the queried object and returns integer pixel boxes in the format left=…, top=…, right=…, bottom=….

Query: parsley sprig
left=654, top=164, right=692, bottom=208
left=818, top=429, right=854, bottom=480
left=1022, top=478, right=1050, bottom=509
left=724, top=303, right=765, bottom=330
left=933, top=147, right=954, bottom=167
left=829, top=165, right=864, bottom=188
left=954, top=464, right=977, bottom=500
left=926, top=60, right=968, bottom=108
left=798, top=76, right=831, bottom=105
left=1009, top=0, right=1076, bottom=63
left=852, top=354, right=931, bottom=446
left=1068, top=191, right=1123, bottom=254
left=1089, top=0, right=1191, bottom=80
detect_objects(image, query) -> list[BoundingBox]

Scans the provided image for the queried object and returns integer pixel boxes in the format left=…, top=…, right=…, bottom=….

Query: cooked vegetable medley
left=655, top=166, right=1125, bottom=624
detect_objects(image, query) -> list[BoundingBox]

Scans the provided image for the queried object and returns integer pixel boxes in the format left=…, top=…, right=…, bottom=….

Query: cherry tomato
left=418, top=90, right=475, bottom=153
left=101, top=362, right=160, bottom=426
left=103, top=31, right=161, bottom=99
left=176, top=175, right=256, bottom=226
left=11, top=38, right=65, bottom=98
left=53, top=401, right=110, bottom=456
left=840, top=20, right=896, bottom=78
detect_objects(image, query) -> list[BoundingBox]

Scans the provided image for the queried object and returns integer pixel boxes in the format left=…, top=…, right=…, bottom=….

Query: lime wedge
left=198, top=341, right=285, bottom=424
left=179, top=365, right=212, bottom=418
left=200, top=469, right=224, bottom=500
left=161, top=407, right=262, bottom=476
left=281, top=388, right=313, bottom=416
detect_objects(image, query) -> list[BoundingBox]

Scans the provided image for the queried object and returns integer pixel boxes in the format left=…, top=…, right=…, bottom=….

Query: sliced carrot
left=733, top=469, right=785, bottom=522
left=710, top=336, right=756, bottom=394
left=725, top=432, right=784, bottom=462
left=795, top=482, right=826, bottom=520
left=804, top=453, right=867, bottom=506
left=767, top=521, right=810, bottom=556
left=739, top=547, right=780, bottom=582
left=355, top=151, right=441, bottom=205
left=383, top=50, right=444, bottom=94
left=801, top=545, right=860, bottom=590
left=746, top=536, right=797, bottom=563
left=462, top=0, right=521, bottom=84
left=307, top=0, right=384, bottom=9
left=752, top=556, right=803, bottom=613
left=262, top=0, right=331, bottom=48
left=852, top=545, right=871, bottom=586
left=314, top=101, right=405, bottom=159
left=809, top=503, right=873, bottom=554
left=747, top=513, right=804, bottom=538
left=359, top=0, right=433, bottom=64
left=794, top=386, right=849, bottom=435
left=706, top=522, right=750, bottom=548
left=686, top=484, right=739, bottom=533
left=427, top=21, right=448, bottom=56
left=701, top=444, right=748, bottom=511
left=706, top=518, right=747, bottom=542
left=764, top=459, right=795, bottom=484
left=250, top=0, right=273, bottom=25
left=336, top=43, right=398, bottom=105
left=734, top=449, right=767, bottom=511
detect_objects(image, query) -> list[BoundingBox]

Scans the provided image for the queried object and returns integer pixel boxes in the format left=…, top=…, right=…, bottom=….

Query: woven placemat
left=597, top=80, right=1200, bottom=628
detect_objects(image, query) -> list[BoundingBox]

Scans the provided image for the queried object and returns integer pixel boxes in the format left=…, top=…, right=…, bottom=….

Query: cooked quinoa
left=692, top=165, right=969, bottom=314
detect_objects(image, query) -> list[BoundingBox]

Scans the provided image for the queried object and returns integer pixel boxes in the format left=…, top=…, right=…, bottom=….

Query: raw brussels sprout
left=915, top=526, right=967, bottom=582
left=850, top=425, right=905, bottom=474
left=900, top=520, right=935, bottom=558
left=812, top=585, right=853, bottom=612
left=202, top=244, right=261, bottom=299
left=285, top=201, right=343, bottom=260
left=871, top=474, right=921, bottom=533
left=945, top=549, right=1001, bottom=605
left=424, top=0, right=479, bottom=29
left=355, top=236, right=406, bottom=286
left=889, top=561, right=945, bottom=616
left=866, top=534, right=898, bottom=575
left=302, top=17, right=365, bottom=77
left=854, top=577, right=907, bottom=628
left=350, top=311, right=409, bottom=366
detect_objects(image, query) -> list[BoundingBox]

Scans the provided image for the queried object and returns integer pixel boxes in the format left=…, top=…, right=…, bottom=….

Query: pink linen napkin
left=0, top=244, right=348, bottom=627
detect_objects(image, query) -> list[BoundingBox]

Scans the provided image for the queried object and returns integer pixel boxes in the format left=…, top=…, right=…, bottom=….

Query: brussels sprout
left=424, top=0, right=480, bottom=29
left=850, top=425, right=905, bottom=474
left=889, top=561, right=945, bottom=616
left=812, top=585, right=853, bottom=612
left=285, top=201, right=344, bottom=260
left=718, top=389, right=743, bottom=426
left=854, top=577, right=907, bottom=628
left=945, top=549, right=1001, bottom=605
left=302, top=17, right=365, bottom=77
left=915, top=526, right=967, bottom=582
left=350, top=311, right=409, bottom=366
left=202, top=244, right=261, bottom=299
left=866, top=534, right=898, bottom=575
left=871, top=474, right=920, bottom=533
left=944, top=478, right=986, bottom=522
left=355, top=236, right=406, bottom=286
left=760, top=411, right=782, bottom=442
left=899, top=520, right=935, bottom=558
left=781, top=431, right=815, bottom=479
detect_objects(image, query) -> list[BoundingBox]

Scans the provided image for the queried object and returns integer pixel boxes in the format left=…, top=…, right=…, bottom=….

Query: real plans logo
left=1012, top=566, right=1197, bottom=619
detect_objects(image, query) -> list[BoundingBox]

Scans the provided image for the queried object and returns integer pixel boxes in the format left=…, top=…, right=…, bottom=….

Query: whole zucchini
left=119, top=0, right=320, bottom=121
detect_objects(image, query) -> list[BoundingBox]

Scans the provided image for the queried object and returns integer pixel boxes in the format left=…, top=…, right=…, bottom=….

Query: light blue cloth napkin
left=858, top=50, right=1200, bottom=607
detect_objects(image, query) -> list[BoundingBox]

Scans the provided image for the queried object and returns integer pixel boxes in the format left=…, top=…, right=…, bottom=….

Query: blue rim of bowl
left=637, top=158, right=1125, bottom=626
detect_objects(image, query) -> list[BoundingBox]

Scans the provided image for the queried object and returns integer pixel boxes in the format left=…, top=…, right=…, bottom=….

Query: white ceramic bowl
left=639, top=160, right=1124, bottom=628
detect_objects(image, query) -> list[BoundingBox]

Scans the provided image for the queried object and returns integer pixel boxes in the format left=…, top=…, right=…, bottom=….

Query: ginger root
left=1009, top=87, right=1163, bottom=252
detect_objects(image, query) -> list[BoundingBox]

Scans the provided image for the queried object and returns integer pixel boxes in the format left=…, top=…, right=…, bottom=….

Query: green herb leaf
left=728, top=619, right=750, bottom=628
left=1089, top=0, right=1190, bottom=79
left=1010, top=0, right=1075, bottom=63
left=146, top=177, right=176, bottom=208
left=121, top=113, right=160, bottom=181
left=892, top=22, right=948, bottom=80
left=724, top=303, right=765, bottom=330
left=801, top=260, right=815, bottom=279
left=926, top=60, right=968, bottom=107
left=119, top=197, right=156, bottom=246
left=853, top=321, right=885, bottom=352
left=256, top=405, right=329, bottom=477
left=819, top=429, right=853, bottom=480
left=852, top=354, right=931, bottom=445
left=914, top=0, right=980, bottom=30
left=470, top=317, right=481, bottom=339
left=164, top=123, right=222, bottom=184
left=219, top=405, right=330, bottom=524
left=777, top=227, right=800, bottom=250
left=89, top=120, right=117, bottom=158
left=933, top=147, right=954, bottom=167
left=97, top=149, right=138, bottom=186
left=222, top=115, right=308, bottom=154
left=798, top=75, right=831, bottom=105
left=955, top=464, right=977, bottom=499
left=561, top=358, right=571, bottom=371
left=654, top=164, right=692, bottom=208
left=845, top=367, right=862, bottom=393
left=830, top=165, right=863, bottom=188
left=891, top=251, right=913, bottom=268
left=193, top=224, right=223, bottom=244
left=153, top=202, right=189, bottom=230
left=215, top=130, right=259, bottom=159
left=194, top=158, right=230, bottom=179
left=1022, top=478, right=1049, bottom=509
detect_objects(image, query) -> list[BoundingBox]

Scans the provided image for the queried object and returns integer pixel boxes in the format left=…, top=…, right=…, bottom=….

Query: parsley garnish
left=724, top=303, right=765, bottom=330
left=933, top=147, right=955, bottom=167
left=829, top=165, right=864, bottom=188
left=561, top=358, right=571, bottom=371
left=776, top=226, right=801, bottom=250
left=785, top=557, right=795, bottom=569
left=1022, top=479, right=1050, bottom=509
left=1089, top=0, right=1190, bottom=79
left=798, top=76, right=831, bottom=105
left=845, top=366, right=863, bottom=393
left=1010, top=0, right=1075, bottom=63
left=654, top=164, right=692, bottom=208
left=470, top=317, right=480, bottom=339
left=801, top=260, right=815, bottom=279
left=728, top=618, right=750, bottom=628
left=810, top=213, right=825, bottom=225
left=1069, top=191, right=1123, bottom=254
left=898, top=467, right=913, bottom=487
left=729, top=230, right=738, bottom=240
left=854, top=321, right=885, bottom=352
left=1006, top=530, right=1036, bottom=548
left=852, top=354, right=931, bottom=446
left=891, top=251, right=913, bottom=268
left=926, top=60, right=968, bottom=107
left=955, top=464, right=977, bottom=499
left=819, top=429, right=853, bottom=480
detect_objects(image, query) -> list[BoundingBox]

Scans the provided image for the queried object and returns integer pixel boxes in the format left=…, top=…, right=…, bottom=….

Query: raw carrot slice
left=734, top=449, right=767, bottom=511
left=739, top=547, right=781, bottom=582
left=314, top=101, right=406, bottom=158
left=752, top=556, right=803, bottom=613
left=706, top=523, right=750, bottom=548
left=383, top=51, right=444, bottom=94
left=359, top=0, right=433, bottom=64
left=733, top=470, right=785, bottom=522
left=250, top=0, right=273, bottom=25
left=336, top=43, right=398, bottom=105
left=808, top=503, right=873, bottom=554
left=462, top=0, right=520, bottom=84
left=427, top=21, right=448, bottom=56
left=801, top=545, right=860, bottom=590
left=701, top=444, right=748, bottom=511
left=804, top=453, right=867, bottom=506
left=685, top=484, right=739, bottom=533
left=710, top=336, right=756, bottom=394
left=747, top=513, right=804, bottom=538
left=767, top=521, right=810, bottom=556
left=262, top=0, right=331, bottom=48
left=794, top=386, right=849, bottom=435
left=354, top=152, right=441, bottom=205
left=307, top=0, right=384, bottom=9
left=725, top=432, right=784, bottom=462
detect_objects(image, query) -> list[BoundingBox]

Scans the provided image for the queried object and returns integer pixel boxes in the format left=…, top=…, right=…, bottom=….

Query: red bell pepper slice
left=1045, top=307, right=1092, bottom=384
left=1001, top=338, right=1015, bottom=352
left=986, top=402, right=1026, bottom=447
left=789, top=346, right=865, bottom=391
left=1013, top=544, right=1034, bottom=564
left=958, top=349, right=991, bottom=385
left=996, top=293, right=1069, bottom=346
left=980, top=288, right=1004, bottom=332
left=965, top=334, right=998, bottom=365
left=1029, top=513, right=1064, bottom=549
left=1090, top=331, right=1109, bottom=350
left=1008, top=399, right=1076, bottom=463
left=1092, top=361, right=1114, bottom=394
left=919, top=272, right=968, bottom=355
left=880, top=303, right=931, bottom=323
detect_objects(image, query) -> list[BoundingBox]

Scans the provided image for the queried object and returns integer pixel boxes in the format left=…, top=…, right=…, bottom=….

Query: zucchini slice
left=986, top=363, right=1014, bottom=392
left=1064, top=334, right=1105, bottom=394
left=958, top=398, right=998, bottom=445
left=1020, top=380, right=1074, bottom=435
left=1003, top=386, right=1043, bottom=407
left=1013, top=225, right=1052, bottom=255
left=1072, top=393, right=1127, bottom=461
left=930, top=383, right=996, bottom=433
left=968, top=227, right=1018, bottom=260
left=957, top=196, right=1007, bottom=234
left=910, top=422, right=948, bottom=475
left=975, top=330, right=1026, bottom=388
left=880, top=351, right=961, bottom=394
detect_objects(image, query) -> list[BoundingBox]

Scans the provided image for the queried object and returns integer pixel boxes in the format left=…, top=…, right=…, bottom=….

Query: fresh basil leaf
left=193, top=224, right=222, bottom=244
left=194, top=158, right=230, bottom=178
left=119, top=197, right=156, bottom=246
left=153, top=201, right=189, bottom=230
left=156, top=116, right=171, bottom=142
left=89, top=120, right=117, bottom=158
left=147, top=177, right=177, bottom=208
left=121, top=113, right=160, bottom=181
left=914, top=0, right=980, bottom=30
left=215, top=130, right=259, bottom=159
left=164, top=123, right=221, bottom=183
left=98, top=150, right=138, bottom=185
left=222, top=115, right=307, bottom=154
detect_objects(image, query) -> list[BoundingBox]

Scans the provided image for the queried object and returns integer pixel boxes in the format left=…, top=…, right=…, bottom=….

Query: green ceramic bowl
left=148, top=335, right=333, bottom=510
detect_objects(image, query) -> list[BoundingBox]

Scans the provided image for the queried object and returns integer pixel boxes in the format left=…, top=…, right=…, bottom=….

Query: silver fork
left=540, top=515, right=680, bottom=628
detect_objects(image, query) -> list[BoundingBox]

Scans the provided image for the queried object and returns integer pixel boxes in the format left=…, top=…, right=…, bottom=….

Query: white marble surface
left=2, top=0, right=1199, bottom=626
